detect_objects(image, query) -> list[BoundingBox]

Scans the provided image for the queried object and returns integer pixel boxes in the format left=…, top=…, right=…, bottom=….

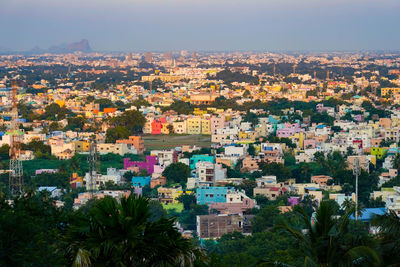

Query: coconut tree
left=373, top=210, right=400, bottom=266
left=63, top=195, right=205, bottom=267
left=274, top=201, right=380, bottom=267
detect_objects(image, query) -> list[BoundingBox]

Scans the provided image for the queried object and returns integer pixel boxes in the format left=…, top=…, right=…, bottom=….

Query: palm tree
left=373, top=210, right=400, bottom=266
left=63, top=195, right=206, bottom=267
left=274, top=201, right=380, bottom=267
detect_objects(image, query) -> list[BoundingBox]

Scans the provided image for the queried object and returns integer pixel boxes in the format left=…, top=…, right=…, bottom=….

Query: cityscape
left=1, top=0, right=400, bottom=266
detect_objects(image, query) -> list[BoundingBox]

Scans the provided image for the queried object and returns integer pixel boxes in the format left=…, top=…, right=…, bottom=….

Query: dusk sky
left=1, top=0, right=399, bottom=52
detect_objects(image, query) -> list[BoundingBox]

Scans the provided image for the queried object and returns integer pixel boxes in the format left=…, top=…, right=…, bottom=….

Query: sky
left=0, top=0, right=399, bottom=52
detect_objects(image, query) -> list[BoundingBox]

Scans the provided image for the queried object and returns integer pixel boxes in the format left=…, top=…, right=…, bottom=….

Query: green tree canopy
left=63, top=195, right=205, bottom=266
left=110, top=110, right=146, bottom=134
left=162, top=162, right=191, bottom=186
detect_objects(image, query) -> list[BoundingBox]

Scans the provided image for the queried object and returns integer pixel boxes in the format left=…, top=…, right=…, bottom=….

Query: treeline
left=0, top=193, right=204, bottom=266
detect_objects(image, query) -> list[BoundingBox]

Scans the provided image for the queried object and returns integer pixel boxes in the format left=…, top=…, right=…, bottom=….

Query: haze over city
left=1, top=0, right=400, bottom=51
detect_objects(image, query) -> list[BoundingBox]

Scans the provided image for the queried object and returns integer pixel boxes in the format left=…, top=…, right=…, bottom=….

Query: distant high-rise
left=164, top=52, right=172, bottom=61
left=192, top=52, right=197, bottom=61
left=180, top=50, right=188, bottom=57
left=145, top=52, right=153, bottom=63
left=126, top=53, right=133, bottom=62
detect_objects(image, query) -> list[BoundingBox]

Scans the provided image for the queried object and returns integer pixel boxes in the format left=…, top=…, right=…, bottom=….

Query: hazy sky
left=0, top=0, right=399, bottom=51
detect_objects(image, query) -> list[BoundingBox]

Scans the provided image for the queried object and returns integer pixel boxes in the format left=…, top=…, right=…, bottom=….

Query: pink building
left=276, top=123, right=304, bottom=138
left=211, top=116, right=226, bottom=135
left=303, top=139, right=316, bottom=149
left=124, top=156, right=158, bottom=175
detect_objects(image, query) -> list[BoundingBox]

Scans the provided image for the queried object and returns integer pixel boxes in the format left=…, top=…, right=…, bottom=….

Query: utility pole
left=87, top=136, right=98, bottom=197
left=352, top=158, right=360, bottom=221
left=9, top=80, right=23, bottom=196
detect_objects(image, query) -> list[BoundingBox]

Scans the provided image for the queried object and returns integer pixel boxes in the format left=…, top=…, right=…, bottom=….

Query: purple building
left=124, top=156, right=157, bottom=175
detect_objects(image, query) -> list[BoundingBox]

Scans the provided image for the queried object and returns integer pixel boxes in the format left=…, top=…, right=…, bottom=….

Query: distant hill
left=48, top=39, right=92, bottom=53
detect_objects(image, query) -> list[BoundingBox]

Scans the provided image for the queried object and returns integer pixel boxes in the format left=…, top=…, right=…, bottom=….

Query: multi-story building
left=196, top=214, right=254, bottom=239
left=150, top=149, right=178, bottom=167
left=210, top=116, right=226, bottom=135
left=73, top=140, right=90, bottom=153
left=196, top=186, right=231, bottom=205
left=386, top=187, right=400, bottom=215
left=195, top=162, right=227, bottom=186
left=172, top=121, right=187, bottom=134
left=97, top=143, right=132, bottom=156
left=187, top=117, right=202, bottom=134
left=381, top=87, right=400, bottom=96
left=190, top=155, right=214, bottom=170
left=201, top=118, right=211, bottom=135
left=116, top=136, right=145, bottom=154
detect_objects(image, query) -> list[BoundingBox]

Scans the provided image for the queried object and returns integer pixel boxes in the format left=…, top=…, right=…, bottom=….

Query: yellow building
left=141, top=73, right=183, bottom=82
left=264, top=85, right=282, bottom=92
left=73, top=140, right=90, bottom=153
left=190, top=93, right=218, bottom=105
left=239, top=131, right=248, bottom=139
left=161, top=123, right=170, bottom=134
left=381, top=87, right=400, bottom=96
left=187, top=117, right=202, bottom=134
left=157, top=186, right=193, bottom=204
left=371, top=147, right=386, bottom=160
left=55, top=99, right=65, bottom=107
left=193, top=108, right=208, bottom=116
left=201, top=119, right=211, bottom=135
left=292, top=132, right=304, bottom=149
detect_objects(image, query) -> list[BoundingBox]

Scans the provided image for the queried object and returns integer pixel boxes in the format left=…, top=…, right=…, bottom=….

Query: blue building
left=350, top=207, right=386, bottom=223
left=132, top=176, right=151, bottom=187
left=190, top=155, right=214, bottom=170
left=196, top=186, right=232, bottom=205
left=268, top=115, right=279, bottom=124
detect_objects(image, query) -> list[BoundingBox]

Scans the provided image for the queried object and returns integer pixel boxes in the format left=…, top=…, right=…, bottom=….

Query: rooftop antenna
left=9, top=80, right=23, bottom=196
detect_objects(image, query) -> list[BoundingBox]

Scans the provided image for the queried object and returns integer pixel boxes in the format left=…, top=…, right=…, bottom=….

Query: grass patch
left=142, top=134, right=211, bottom=150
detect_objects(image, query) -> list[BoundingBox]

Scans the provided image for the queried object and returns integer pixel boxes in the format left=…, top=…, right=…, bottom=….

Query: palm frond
left=72, top=248, right=91, bottom=267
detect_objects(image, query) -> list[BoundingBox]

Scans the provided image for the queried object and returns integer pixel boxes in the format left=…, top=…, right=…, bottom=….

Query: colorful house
left=70, top=173, right=83, bottom=189
left=132, top=176, right=151, bottom=187
left=187, top=117, right=202, bottom=134
left=151, top=118, right=167, bottom=134
left=190, top=155, right=214, bottom=170
left=124, top=156, right=158, bottom=175
left=201, top=119, right=211, bottom=135
left=196, top=186, right=232, bottom=205
left=371, top=147, right=386, bottom=160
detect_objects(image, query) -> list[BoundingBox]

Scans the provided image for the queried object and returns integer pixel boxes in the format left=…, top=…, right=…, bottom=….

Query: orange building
left=103, top=108, right=118, bottom=114
left=116, top=136, right=145, bottom=154
left=150, top=176, right=166, bottom=189
left=311, top=175, right=332, bottom=187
